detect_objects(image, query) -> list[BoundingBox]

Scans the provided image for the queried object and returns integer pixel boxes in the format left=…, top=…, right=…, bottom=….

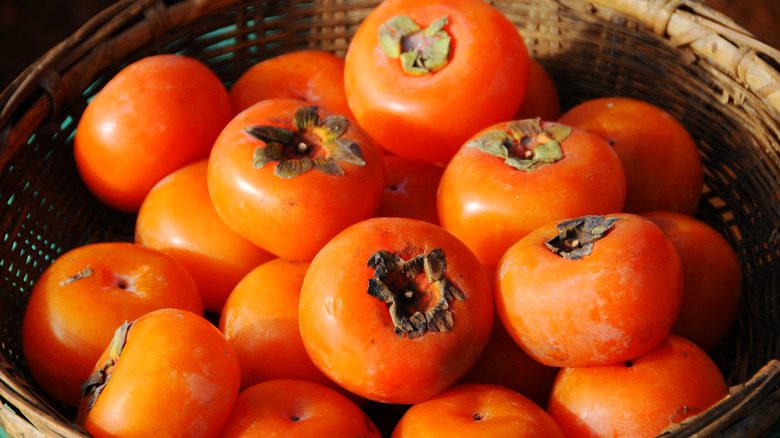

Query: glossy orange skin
left=219, top=258, right=332, bottom=390
left=77, top=309, right=241, bottom=438
left=495, top=213, right=684, bottom=367
left=218, top=379, right=380, bottom=438
left=547, top=334, right=728, bottom=438
left=74, top=54, right=232, bottom=212
left=438, top=121, right=626, bottom=266
left=515, top=58, right=561, bottom=121
left=558, top=97, right=703, bottom=215
left=391, top=383, right=567, bottom=438
left=344, top=0, right=530, bottom=163
left=135, top=159, right=275, bottom=313
left=375, top=154, right=444, bottom=225
left=298, top=217, right=494, bottom=404
left=207, top=97, right=385, bottom=261
left=642, top=211, right=742, bottom=352
left=230, top=50, right=354, bottom=119
left=21, top=242, right=203, bottom=407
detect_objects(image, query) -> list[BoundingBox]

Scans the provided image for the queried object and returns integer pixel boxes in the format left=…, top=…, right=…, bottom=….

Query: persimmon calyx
left=378, top=15, right=451, bottom=75
left=467, top=118, right=571, bottom=171
left=545, top=215, right=620, bottom=260
left=81, top=321, right=133, bottom=410
left=247, top=105, right=365, bottom=178
left=367, top=248, right=465, bottom=339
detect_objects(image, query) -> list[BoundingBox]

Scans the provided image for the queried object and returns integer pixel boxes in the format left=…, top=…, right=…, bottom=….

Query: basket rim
left=1, top=0, right=780, bottom=437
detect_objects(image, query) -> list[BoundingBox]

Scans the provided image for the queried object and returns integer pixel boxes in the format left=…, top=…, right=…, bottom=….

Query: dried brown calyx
left=367, top=248, right=465, bottom=339
left=247, top=105, right=365, bottom=178
left=545, top=215, right=620, bottom=260
left=467, top=118, right=571, bottom=171
left=378, top=15, right=451, bottom=75
left=81, top=321, right=132, bottom=410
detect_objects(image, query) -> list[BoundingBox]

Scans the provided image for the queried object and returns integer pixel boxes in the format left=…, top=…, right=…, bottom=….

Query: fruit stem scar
left=366, top=248, right=466, bottom=338
left=60, top=267, right=93, bottom=286
left=545, top=215, right=621, bottom=260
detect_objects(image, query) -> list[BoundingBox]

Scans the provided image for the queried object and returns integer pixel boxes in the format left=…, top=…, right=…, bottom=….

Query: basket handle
left=588, top=0, right=780, bottom=115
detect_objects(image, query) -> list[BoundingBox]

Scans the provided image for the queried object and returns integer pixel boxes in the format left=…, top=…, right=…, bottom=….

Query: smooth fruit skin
left=207, top=98, right=385, bottom=261
left=438, top=121, right=626, bottom=266
left=547, top=334, right=728, bottom=438
left=135, top=159, right=275, bottom=313
left=642, top=211, right=742, bottom=352
left=375, top=154, right=444, bottom=225
left=78, top=309, right=241, bottom=438
left=558, top=97, right=703, bottom=215
left=229, top=50, right=354, bottom=118
left=515, top=58, right=561, bottom=121
left=21, top=242, right=203, bottom=407
left=219, top=258, right=335, bottom=391
left=217, top=379, right=381, bottom=438
left=344, top=0, right=530, bottom=163
left=391, top=383, right=567, bottom=438
left=495, top=212, right=683, bottom=367
left=74, top=54, right=232, bottom=212
left=298, top=217, right=494, bottom=405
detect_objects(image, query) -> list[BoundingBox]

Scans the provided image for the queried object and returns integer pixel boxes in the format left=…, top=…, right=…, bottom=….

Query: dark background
left=1, top=0, right=780, bottom=93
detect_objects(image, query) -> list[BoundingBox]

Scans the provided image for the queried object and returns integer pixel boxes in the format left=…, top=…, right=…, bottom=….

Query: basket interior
left=1, top=0, right=779, bottom=428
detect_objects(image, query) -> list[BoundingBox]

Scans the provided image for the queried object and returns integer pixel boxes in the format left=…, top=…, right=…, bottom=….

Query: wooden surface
left=1, top=0, right=779, bottom=93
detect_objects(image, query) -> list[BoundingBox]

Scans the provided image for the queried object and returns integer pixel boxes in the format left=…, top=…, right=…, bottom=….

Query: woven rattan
left=1, top=0, right=779, bottom=436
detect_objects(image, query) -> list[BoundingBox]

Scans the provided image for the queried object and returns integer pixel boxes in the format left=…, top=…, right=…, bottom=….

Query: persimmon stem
left=366, top=248, right=465, bottom=338
left=545, top=215, right=620, bottom=260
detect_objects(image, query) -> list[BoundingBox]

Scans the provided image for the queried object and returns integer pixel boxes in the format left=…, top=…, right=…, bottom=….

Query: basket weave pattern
left=1, top=0, right=779, bottom=436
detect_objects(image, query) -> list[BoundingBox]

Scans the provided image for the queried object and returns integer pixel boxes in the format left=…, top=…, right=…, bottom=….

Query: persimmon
left=219, top=258, right=336, bottom=391
left=21, top=242, right=203, bottom=407
left=229, top=50, right=354, bottom=119
left=642, top=210, right=742, bottom=352
left=391, top=383, right=566, bottom=437
left=77, top=309, right=241, bottom=438
left=298, top=217, right=494, bottom=404
left=515, top=58, right=561, bottom=121
left=547, top=334, right=728, bottom=438
left=135, top=158, right=275, bottom=313
left=218, top=379, right=381, bottom=438
left=74, top=54, right=232, bottom=212
left=344, top=0, right=530, bottom=163
left=495, top=213, right=683, bottom=367
left=207, top=98, right=385, bottom=261
left=558, top=96, right=703, bottom=215
left=375, top=154, right=444, bottom=225
left=437, top=118, right=626, bottom=265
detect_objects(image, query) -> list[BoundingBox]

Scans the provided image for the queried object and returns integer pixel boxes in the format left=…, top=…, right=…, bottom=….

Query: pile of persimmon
left=19, top=0, right=745, bottom=437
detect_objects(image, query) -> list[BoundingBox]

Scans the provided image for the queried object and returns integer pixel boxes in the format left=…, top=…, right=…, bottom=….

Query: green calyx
left=378, top=15, right=451, bottom=75
left=467, top=118, right=571, bottom=171
left=246, top=105, right=365, bottom=178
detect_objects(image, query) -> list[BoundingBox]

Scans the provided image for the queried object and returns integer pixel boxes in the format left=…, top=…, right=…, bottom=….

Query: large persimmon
left=298, top=217, right=494, bottom=404
left=495, top=213, right=683, bottom=367
left=547, top=334, right=728, bottom=438
left=344, top=0, right=530, bottom=163
left=207, top=98, right=385, bottom=261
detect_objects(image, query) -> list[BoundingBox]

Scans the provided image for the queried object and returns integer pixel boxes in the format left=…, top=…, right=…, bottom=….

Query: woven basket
left=1, top=0, right=779, bottom=436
